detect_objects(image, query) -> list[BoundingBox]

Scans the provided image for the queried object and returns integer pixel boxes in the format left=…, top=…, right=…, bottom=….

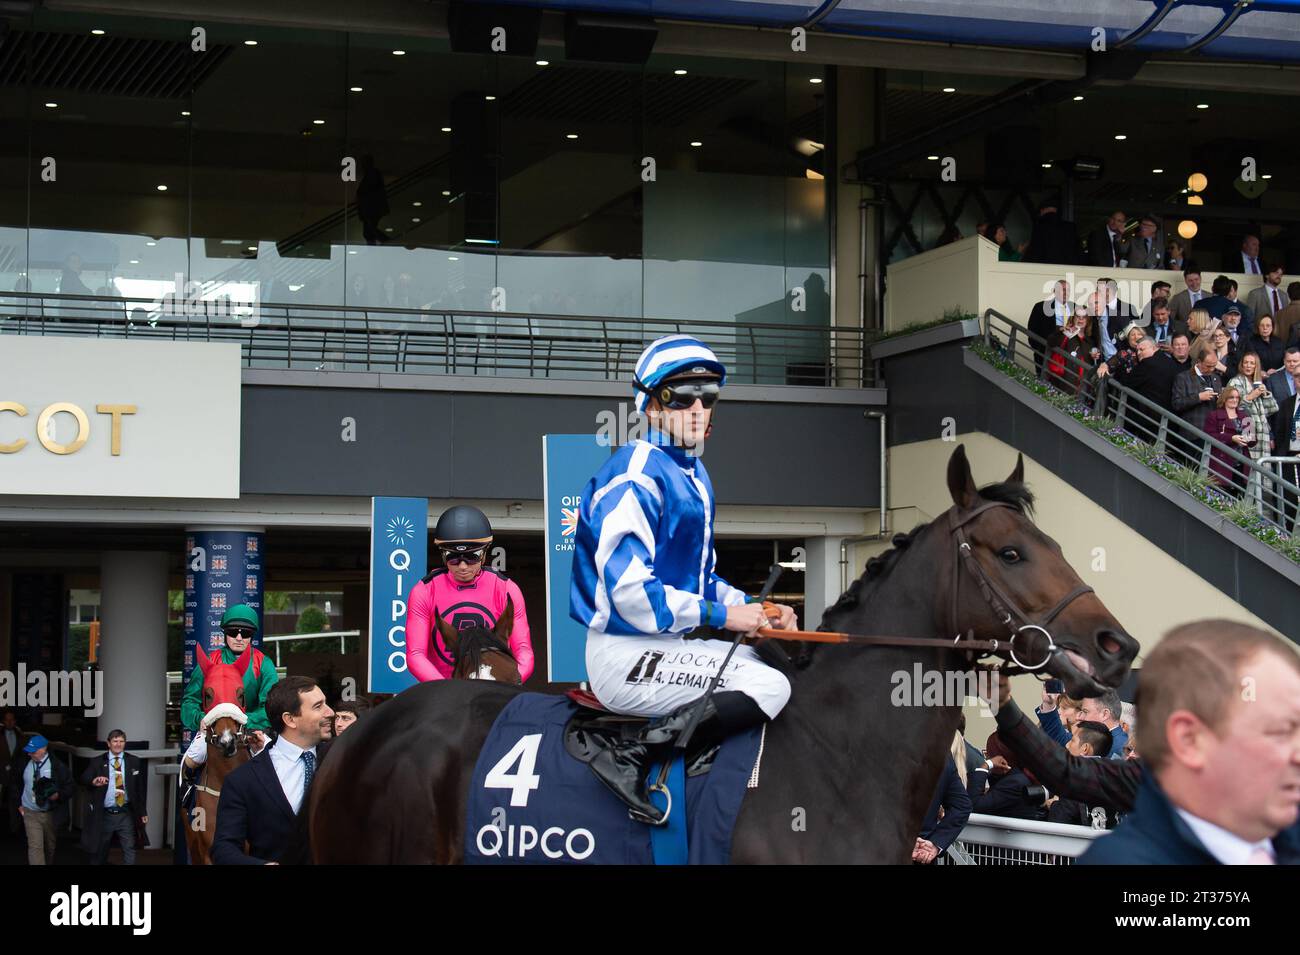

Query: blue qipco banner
left=368, top=497, right=428, bottom=694
left=182, top=529, right=265, bottom=747
left=543, top=434, right=611, bottom=683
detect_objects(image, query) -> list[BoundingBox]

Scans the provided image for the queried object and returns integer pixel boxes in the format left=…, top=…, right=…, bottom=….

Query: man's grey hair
left=1093, top=689, right=1123, bottom=723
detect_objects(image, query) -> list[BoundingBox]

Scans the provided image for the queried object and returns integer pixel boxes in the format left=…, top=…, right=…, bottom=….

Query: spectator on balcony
left=975, top=221, right=990, bottom=239
left=1166, top=238, right=1187, bottom=272
left=1224, top=280, right=1254, bottom=329
left=1045, top=310, right=1093, bottom=395
left=1268, top=349, right=1300, bottom=529
left=1173, top=344, right=1224, bottom=434
left=1168, top=332, right=1193, bottom=373
left=1220, top=304, right=1251, bottom=348
left=1141, top=281, right=1175, bottom=328
left=1119, top=337, right=1181, bottom=442
left=1087, top=210, right=1128, bottom=268
left=1246, top=262, right=1288, bottom=321
left=1240, top=234, right=1264, bottom=276
left=1186, top=308, right=1220, bottom=355
left=1200, top=275, right=1243, bottom=327
left=59, top=253, right=92, bottom=297
left=1207, top=325, right=1239, bottom=380
left=1228, top=351, right=1279, bottom=468
left=357, top=154, right=390, bottom=246
left=1024, top=195, right=1080, bottom=265
left=1269, top=283, right=1300, bottom=345
left=1096, top=278, right=1134, bottom=357
left=1127, top=213, right=1164, bottom=269
left=1034, top=684, right=1075, bottom=747
left=1146, top=301, right=1185, bottom=351
left=1169, top=264, right=1206, bottom=325
left=1245, top=315, right=1285, bottom=379
left=990, top=223, right=1026, bottom=262
left=1204, top=387, right=1253, bottom=494
left=1078, top=620, right=1300, bottom=865
left=1028, top=279, right=1074, bottom=376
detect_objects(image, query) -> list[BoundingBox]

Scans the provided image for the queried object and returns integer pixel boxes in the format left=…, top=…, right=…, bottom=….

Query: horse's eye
left=999, top=547, right=1021, bottom=564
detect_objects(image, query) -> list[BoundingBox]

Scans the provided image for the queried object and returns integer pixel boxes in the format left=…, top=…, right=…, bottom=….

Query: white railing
left=941, top=813, right=1108, bottom=865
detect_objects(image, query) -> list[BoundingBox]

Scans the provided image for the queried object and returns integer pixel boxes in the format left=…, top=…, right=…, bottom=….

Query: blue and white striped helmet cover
left=632, top=335, right=727, bottom=412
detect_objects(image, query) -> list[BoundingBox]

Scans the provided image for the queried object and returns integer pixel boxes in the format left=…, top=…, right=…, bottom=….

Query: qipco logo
left=475, top=823, right=595, bottom=861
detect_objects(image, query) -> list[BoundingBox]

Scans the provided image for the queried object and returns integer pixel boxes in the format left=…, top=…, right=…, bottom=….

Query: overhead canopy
left=509, top=0, right=1300, bottom=63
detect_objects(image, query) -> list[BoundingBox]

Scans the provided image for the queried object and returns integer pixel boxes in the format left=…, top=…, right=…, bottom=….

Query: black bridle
left=947, top=500, right=1095, bottom=674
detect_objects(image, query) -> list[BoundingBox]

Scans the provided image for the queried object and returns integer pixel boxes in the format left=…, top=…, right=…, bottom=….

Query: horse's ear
left=494, top=597, right=515, bottom=642
left=195, top=645, right=214, bottom=677
left=946, top=444, right=979, bottom=510
left=233, top=643, right=253, bottom=678
left=435, top=610, right=459, bottom=657
left=1006, top=453, right=1025, bottom=485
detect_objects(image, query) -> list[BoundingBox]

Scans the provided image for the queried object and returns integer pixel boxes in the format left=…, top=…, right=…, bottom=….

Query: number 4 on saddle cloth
left=465, top=692, right=764, bottom=865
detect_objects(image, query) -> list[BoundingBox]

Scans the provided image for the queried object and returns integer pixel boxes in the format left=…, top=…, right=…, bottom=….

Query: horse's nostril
left=1098, top=631, right=1123, bottom=656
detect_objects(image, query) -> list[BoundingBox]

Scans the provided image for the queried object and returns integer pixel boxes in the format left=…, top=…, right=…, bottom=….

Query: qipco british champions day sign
left=369, top=497, right=428, bottom=693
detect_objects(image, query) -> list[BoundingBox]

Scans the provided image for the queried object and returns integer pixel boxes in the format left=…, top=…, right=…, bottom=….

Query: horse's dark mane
left=801, top=481, right=1035, bottom=666
left=453, top=627, right=511, bottom=676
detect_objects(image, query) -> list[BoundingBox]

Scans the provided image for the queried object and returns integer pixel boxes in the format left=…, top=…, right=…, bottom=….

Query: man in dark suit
left=1086, top=210, right=1128, bottom=268
left=79, top=728, right=148, bottom=864
left=213, top=676, right=333, bottom=865
left=1144, top=301, right=1186, bottom=351
left=1027, top=279, right=1074, bottom=376
left=1265, top=345, right=1300, bottom=413
left=1126, top=213, right=1164, bottom=269
left=1116, top=337, right=1180, bottom=442
left=1270, top=283, right=1300, bottom=345
left=913, top=754, right=972, bottom=863
left=1168, top=264, right=1207, bottom=325
left=1268, top=347, right=1300, bottom=529
left=1024, top=196, right=1080, bottom=265
left=0, top=709, right=26, bottom=839
left=1078, top=620, right=1300, bottom=864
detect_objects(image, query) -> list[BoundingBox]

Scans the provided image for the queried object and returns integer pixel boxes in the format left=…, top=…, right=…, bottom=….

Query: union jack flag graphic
left=561, top=507, right=579, bottom=537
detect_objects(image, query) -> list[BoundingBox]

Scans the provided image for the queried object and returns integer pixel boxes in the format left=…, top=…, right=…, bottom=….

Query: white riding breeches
left=586, top=631, right=791, bottom=720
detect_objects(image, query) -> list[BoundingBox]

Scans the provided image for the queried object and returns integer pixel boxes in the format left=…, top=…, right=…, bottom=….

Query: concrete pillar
left=99, top=550, right=170, bottom=848
left=802, top=536, right=845, bottom=632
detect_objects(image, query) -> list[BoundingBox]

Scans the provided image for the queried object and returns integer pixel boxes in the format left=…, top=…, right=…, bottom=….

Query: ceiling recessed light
left=44, top=102, right=57, bottom=108
left=690, top=141, right=702, bottom=147
left=810, top=77, right=823, bottom=85
left=91, top=29, right=105, bottom=36
left=674, top=69, right=687, bottom=75
left=392, top=49, right=405, bottom=56
left=927, top=155, right=939, bottom=161
left=566, top=133, right=578, bottom=140
left=1263, top=173, right=1273, bottom=180
left=942, top=87, right=956, bottom=93
left=350, top=86, right=363, bottom=93
left=441, top=126, right=451, bottom=133
left=535, top=59, right=549, bottom=66
left=448, top=256, right=459, bottom=261
left=484, top=95, right=496, bottom=101
left=1152, top=168, right=1164, bottom=173
left=128, top=259, right=139, bottom=265
left=247, top=246, right=257, bottom=251
left=347, top=249, right=356, bottom=254
left=1114, top=134, right=1127, bottom=140
left=146, top=241, right=157, bottom=246
left=244, top=40, right=258, bottom=46
left=411, top=217, right=421, bottom=223
left=156, top=184, right=168, bottom=191
left=1073, top=95, right=1084, bottom=102
left=413, top=201, right=422, bottom=207
left=442, top=190, right=451, bottom=196
left=385, top=226, right=394, bottom=231
left=180, top=110, right=191, bottom=117
left=1196, top=103, right=1209, bottom=109
left=312, top=119, right=325, bottom=125
left=1041, top=163, right=1052, bottom=169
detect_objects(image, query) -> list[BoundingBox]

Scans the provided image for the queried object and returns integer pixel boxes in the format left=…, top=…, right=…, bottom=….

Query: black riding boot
left=589, top=693, right=748, bottom=825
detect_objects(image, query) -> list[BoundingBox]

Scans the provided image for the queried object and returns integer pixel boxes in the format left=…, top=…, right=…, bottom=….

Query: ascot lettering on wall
left=0, top=402, right=137, bottom=455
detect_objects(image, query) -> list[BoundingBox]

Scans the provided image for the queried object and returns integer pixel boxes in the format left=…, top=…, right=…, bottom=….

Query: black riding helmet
left=433, top=505, right=493, bottom=553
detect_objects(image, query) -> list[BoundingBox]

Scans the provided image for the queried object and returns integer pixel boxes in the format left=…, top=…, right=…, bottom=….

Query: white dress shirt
left=1242, top=252, right=1261, bottom=275
left=1175, top=808, right=1274, bottom=864
left=267, top=736, right=316, bottom=814
left=103, top=752, right=128, bottom=808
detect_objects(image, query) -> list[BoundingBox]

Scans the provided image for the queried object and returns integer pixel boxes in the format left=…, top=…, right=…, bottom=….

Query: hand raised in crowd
left=249, top=730, right=269, bottom=755
left=1040, top=685, right=1059, bottom=711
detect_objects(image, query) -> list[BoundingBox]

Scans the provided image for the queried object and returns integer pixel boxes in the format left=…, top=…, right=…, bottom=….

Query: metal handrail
left=0, top=291, right=870, bottom=388
left=982, top=308, right=1300, bottom=534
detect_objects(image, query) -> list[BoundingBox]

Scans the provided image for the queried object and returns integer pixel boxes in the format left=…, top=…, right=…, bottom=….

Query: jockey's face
left=649, top=379, right=717, bottom=450
left=223, top=626, right=253, bottom=656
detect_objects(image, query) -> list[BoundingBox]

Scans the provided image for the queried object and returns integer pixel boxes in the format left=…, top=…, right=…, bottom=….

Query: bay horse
left=307, top=445, right=1138, bottom=863
left=441, top=599, right=521, bottom=684
left=183, top=645, right=255, bottom=865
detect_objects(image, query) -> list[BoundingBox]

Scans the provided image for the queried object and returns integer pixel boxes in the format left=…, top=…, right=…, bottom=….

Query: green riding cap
left=221, top=604, right=260, bottom=630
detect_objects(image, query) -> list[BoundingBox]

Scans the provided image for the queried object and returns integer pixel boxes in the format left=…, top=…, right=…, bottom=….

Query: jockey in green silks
left=180, top=604, right=279, bottom=734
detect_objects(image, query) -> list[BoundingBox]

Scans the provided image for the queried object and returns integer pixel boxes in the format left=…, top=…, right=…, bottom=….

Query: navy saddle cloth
left=465, top=693, right=762, bottom=865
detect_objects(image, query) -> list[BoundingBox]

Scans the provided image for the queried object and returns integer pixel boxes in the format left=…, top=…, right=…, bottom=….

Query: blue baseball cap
left=23, top=734, right=48, bottom=753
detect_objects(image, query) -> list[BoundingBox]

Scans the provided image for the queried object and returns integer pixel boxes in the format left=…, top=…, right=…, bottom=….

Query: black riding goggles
left=655, top=380, right=721, bottom=410
left=223, top=626, right=255, bottom=639
left=441, top=546, right=486, bottom=565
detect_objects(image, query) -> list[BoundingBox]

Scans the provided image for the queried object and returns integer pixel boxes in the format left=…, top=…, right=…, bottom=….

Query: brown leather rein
left=756, top=501, right=1094, bottom=677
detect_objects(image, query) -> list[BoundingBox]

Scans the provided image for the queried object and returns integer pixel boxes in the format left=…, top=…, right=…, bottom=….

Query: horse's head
left=196, top=645, right=251, bottom=754
left=945, top=445, right=1138, bottom=697
left=436, top=598, right=521, bottom=685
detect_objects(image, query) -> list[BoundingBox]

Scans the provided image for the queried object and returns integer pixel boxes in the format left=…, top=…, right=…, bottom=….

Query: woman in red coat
left=1203, top=386, right=1253, bottom=494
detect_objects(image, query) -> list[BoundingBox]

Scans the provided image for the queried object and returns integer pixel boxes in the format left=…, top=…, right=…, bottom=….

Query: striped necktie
left=113, top=755, right=124, bottom=806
